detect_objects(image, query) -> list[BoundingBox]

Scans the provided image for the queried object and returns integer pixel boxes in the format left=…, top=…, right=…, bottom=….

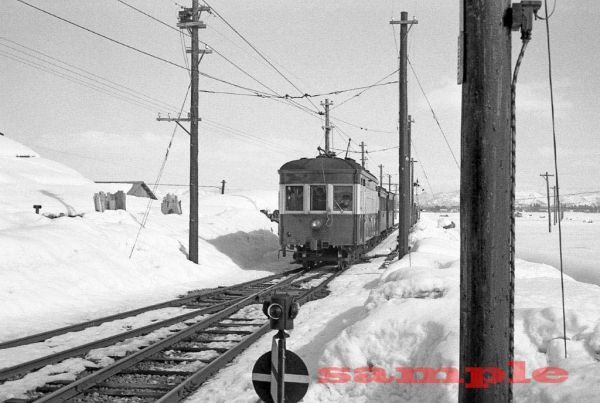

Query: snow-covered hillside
left=420, top=190, right=600, bottom=208
left=0, top=136, right=287, bottom=341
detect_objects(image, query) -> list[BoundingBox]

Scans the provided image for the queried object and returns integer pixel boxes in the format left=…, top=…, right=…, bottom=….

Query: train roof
left=280, top=156, right=361, bottom=172
left=279, top=156, right=378, bottom=184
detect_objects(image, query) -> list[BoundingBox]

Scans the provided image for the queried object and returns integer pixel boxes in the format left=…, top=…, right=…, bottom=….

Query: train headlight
left=310, top=218, right=324, bottom=230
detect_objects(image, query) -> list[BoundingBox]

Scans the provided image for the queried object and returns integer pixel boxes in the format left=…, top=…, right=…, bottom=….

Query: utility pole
left=378, top=164, right=383, bottom=188
left=221, top=179, right=226, bottom=195
left=360, top=142, right=366, bottom=168
left=157, top=1, right=209, bottom=264
left=321, top=99, right=333, bottom=155
left=390, top=12, right=417, bottom=257
left=459, top=0, right=513, bottom=402
left=388, top=174, right=392, bottom=193
left=552, top=185, right=557, bottom=225
left=410, top=158, right=417, bottom=225
left=408, top=115, right=415, bottom=222
left=540, top=171, right=554, bottom=232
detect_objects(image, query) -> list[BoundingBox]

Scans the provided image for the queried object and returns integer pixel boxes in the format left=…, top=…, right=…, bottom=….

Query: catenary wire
left=408, top=57, right=460, bottom=170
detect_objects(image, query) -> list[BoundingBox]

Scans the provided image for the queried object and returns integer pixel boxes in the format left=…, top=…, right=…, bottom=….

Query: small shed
left=95, top=181, right=157, bottom=200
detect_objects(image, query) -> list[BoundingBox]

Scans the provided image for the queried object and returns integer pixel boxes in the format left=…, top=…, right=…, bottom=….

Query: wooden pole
left=390, top=12, right=417, bottom=256
left=459, top=0, right=513, bottom=401
left=189, top=0, right=200, bottom=264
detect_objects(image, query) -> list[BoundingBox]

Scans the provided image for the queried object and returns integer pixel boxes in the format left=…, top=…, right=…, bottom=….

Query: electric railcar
left=278, top=155, right=396, bottom=269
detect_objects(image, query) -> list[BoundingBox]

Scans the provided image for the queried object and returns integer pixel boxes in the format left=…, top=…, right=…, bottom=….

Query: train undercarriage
left=289, top=227, right=396, bottom=270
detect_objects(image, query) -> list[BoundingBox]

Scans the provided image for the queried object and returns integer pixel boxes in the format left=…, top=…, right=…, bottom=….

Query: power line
left=0, top=38, right=181, bottom=113
left=14, top=0, right=273, bottom=99
left=408, top=57, right=460, bottom=170
left=333, top=116, right=396, bottom=134
left=16, top=0, right=189, bottom=71
left=0, top=49, right=172, bottom=114
left=200, top=0, right=321, bottom=114
left=331, top=69, right=399, bottom=111
left=117, top=0, right=186, bottom=36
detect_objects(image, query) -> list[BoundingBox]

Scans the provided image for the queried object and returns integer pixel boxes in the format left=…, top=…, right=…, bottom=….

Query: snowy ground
left=436, top=212, right=600, bottom=287
left=0, top=136, right=290, bottom=342
left=3, top=136, right=600, bottom=402
left=186, top=214, right=600, bottom=403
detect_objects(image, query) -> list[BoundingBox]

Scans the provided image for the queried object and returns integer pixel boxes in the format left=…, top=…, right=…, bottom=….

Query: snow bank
left=0, top=138, right=290, bottom=342
left=307, top=214, right=600, bottom=402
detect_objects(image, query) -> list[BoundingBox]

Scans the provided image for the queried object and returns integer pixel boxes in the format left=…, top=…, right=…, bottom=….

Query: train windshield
left=334, top=185, right=353, bottom=212
left=285, top=186, right=303, bottom=211
left=310, top=185, right=327, bottom=211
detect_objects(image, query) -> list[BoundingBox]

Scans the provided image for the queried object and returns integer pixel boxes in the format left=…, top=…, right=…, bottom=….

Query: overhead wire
left=543, top=0, right=568, bottom=358
left=15, top=0, right=189, bottom=71
left=0, top=49, right=177, bottom=115
left=408, top=57, right=460, bottom=170
left=0, top=38, right=181, bottom=113
left=200, top=0, right=322, bottom=114
left=15, top=0, right=280, bottom=100
left=116, top=0, right=323, bottom=120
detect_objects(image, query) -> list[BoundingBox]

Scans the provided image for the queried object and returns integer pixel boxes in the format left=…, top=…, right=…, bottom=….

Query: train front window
left=285, top=186, right=303, bottom=211
left=310, top=185, right=327, bottom=211
left=333, top=185, right=353, bottom=212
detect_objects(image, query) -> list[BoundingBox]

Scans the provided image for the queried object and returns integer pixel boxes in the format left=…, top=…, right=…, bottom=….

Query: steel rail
left=0, top=268, right=303, bottom=350
left=0, top=270, right=305, bottom=381
left=34, top=269, right=321, bottom=402
left=157, top=268, right=340, bottom=402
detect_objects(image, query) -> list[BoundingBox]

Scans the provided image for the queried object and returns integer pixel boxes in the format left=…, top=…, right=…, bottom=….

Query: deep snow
left=2, top=136, right=600, bottom=402
left=0, top=136, right=290, bottom=342
left=185, top=215, right=600, bottom=403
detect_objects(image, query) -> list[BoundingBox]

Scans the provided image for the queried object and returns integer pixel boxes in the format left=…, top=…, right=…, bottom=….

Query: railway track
left=0, top=266, right=340, bottom=402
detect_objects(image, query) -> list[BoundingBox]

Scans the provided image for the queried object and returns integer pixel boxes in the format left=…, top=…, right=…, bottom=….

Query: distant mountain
left=419, top=190, right=600, bottom=208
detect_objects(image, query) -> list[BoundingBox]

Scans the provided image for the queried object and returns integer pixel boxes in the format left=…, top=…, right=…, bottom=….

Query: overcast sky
left=1, top=0, right=598, bottom=195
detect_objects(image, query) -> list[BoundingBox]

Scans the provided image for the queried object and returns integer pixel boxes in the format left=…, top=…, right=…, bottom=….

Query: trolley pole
left=540, top=171, right=554, bottom=232
left=360, top=142, right=366, bottom=168
left=390, top=12, right=417, bottom=257
left=459, top=0, right=513, bottom=402
left=321, top=99, right=333, bottom=155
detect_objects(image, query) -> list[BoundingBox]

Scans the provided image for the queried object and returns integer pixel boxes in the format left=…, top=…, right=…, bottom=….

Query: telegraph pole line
left=390, top=12, right=417, bottom=257
left=360, top=142, right=366, bottom=168
left=321, top=99, right=334, bottom=156
left=157, top=1, right=209, bottom=264
left=459, top=0, right=513, bottom=401
left=540, top=171, right=554, bottom=232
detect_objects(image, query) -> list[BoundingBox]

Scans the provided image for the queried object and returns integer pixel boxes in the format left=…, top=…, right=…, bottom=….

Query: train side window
left=333, top=186, right=353, bottom=212
left=285, top=186, right=303, bottom=211
left=310, top=185, right=327, bottom=211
